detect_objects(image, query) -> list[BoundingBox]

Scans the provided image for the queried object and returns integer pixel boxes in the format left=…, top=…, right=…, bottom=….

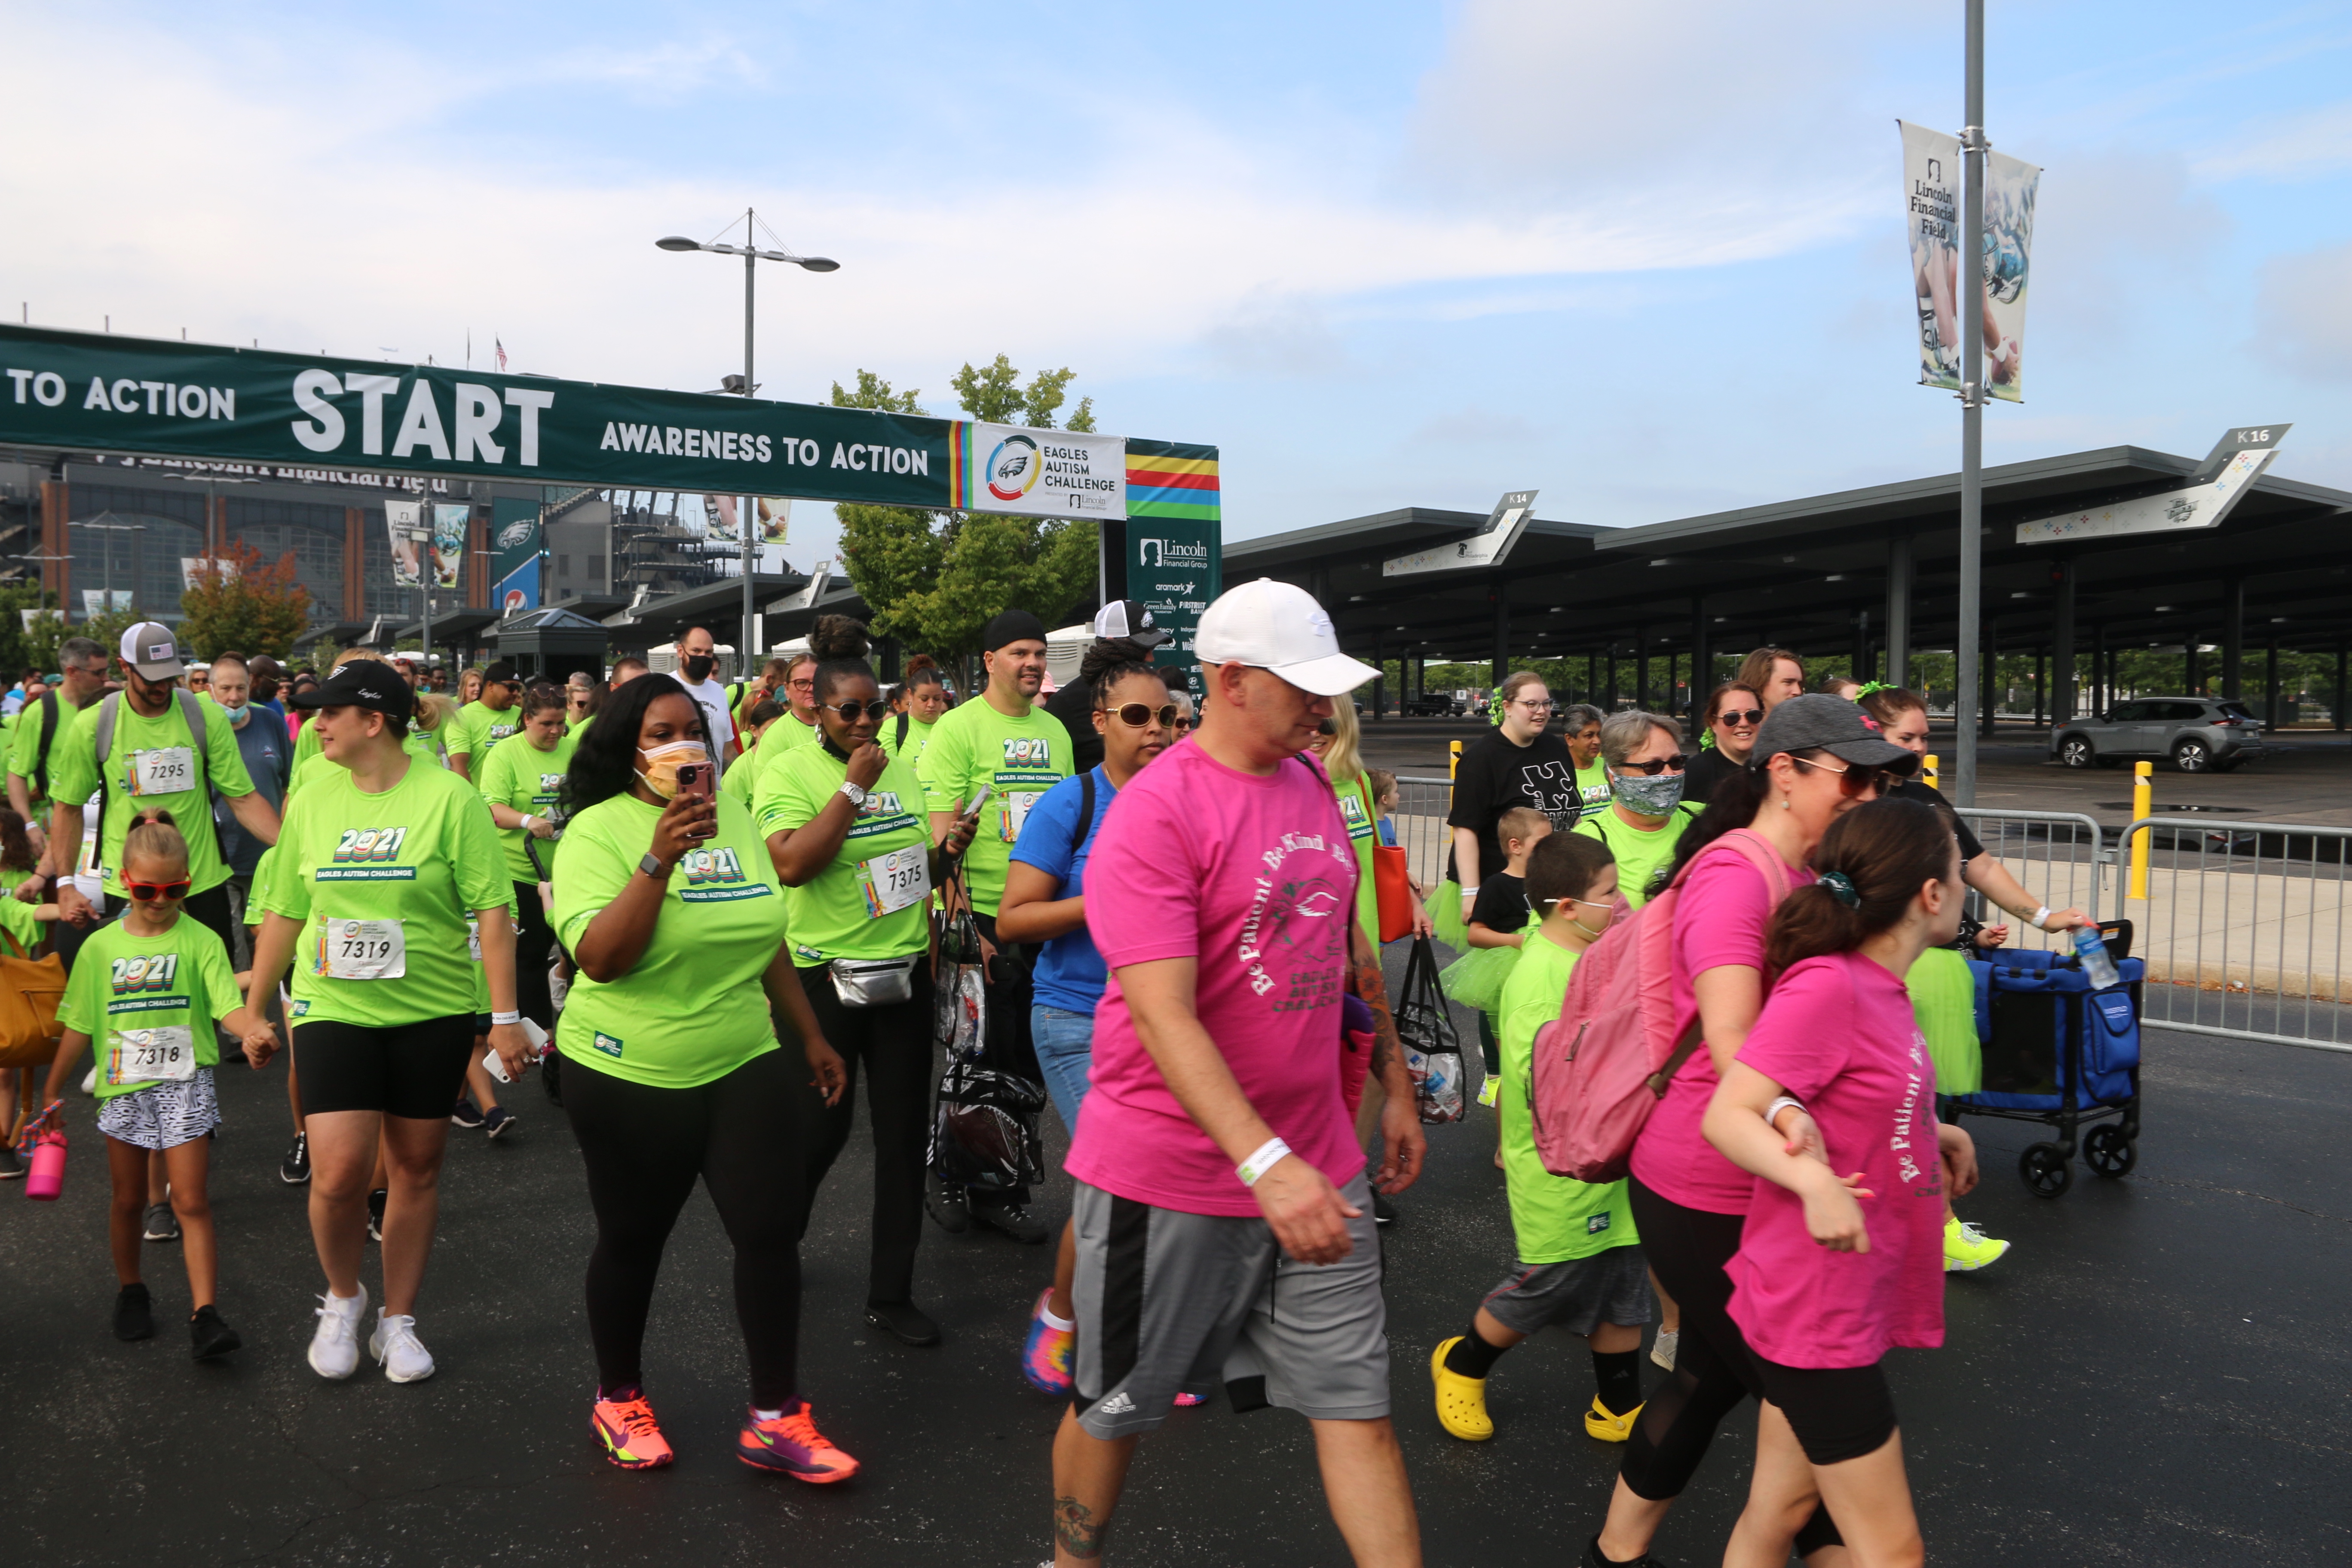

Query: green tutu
left=1908, top=945, right=1981, bottom=1096
left=1439, top=940, right=1521, bottom=1017
left=1431, top=879, right=1468, bottom=949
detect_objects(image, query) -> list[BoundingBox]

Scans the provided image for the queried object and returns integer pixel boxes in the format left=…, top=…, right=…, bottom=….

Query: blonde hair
left=123, top=808, right=189, bottom=875
left=1496, top=806, right=1551, bottom=853
left=1320, top=701, right=1366, bottom=784
left=412, top=691, right=455, bottom=732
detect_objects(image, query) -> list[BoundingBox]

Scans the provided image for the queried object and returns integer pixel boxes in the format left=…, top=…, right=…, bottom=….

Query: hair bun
left=808, top=615, right=870, bottom=661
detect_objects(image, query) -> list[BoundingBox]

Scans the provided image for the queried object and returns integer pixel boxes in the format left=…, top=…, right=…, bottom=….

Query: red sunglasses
left=125, top=878, right=192, bottom=902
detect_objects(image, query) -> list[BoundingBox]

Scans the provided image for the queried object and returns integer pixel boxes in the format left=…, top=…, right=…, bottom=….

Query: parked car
left=1403, top=694, right=1458, bottom=717
left=2053, top=697, right=2266, bottom=773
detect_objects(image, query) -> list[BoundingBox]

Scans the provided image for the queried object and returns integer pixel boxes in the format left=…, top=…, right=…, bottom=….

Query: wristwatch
left=837, top=780, right=870, bottom=808
left=638, top=852, right=670, bottom=879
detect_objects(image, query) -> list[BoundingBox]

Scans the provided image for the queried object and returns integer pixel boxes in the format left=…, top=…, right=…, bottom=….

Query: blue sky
left=6, top=1, right=2351, bottom=567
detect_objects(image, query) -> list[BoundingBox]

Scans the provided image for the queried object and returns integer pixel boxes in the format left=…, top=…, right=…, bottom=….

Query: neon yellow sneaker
left=1584, top=1396, right=1643, bottom=1442
left=1476, top=1076, right=1501, bottom=1109
left=1944, top=1214, right=2012, bottom=1272
left=1430, top=1338, right=1493, bottom=1440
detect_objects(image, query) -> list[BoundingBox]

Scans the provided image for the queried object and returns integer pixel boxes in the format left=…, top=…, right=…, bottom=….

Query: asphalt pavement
left=5, top=959, right=2351, bottom=1566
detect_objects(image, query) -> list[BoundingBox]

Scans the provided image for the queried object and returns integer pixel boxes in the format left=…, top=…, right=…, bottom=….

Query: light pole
left=656, top=211, right=837, bottom=670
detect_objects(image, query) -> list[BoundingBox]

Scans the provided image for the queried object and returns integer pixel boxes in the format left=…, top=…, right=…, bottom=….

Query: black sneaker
left=114, top=1283, right=154, bottom=1341
left=1586, top=1533, right=1674, bottom=1568
left=483, top=1105, right=520, bottom=1140
left=864, top=1299, right=942, bottom=1347
left=925, top=1173, right=969, bottom=1234
left=279, top=1131, right=310, bottom=1185
left=539, top=1048, right=564, bottom=1106
left=367, top=1188, right=388, bottom=1243
left=449, top=1096, right=486, bottom=1130
left=143, top=1201, right=180, bottom=1242
left=0, top=1142, right=21, bottom=1179
left=1373, top=1191, right=1399, bottom=1227
left=971, top=1198, right=1050, bottom=1245
left=190, top=1304, right=242, bottom=1360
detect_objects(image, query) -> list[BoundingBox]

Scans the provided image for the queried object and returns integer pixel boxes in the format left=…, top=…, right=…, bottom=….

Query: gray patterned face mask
left=1610, top=769, right=1687, bottom=816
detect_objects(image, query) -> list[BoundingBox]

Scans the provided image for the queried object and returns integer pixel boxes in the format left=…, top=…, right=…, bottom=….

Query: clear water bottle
left=2072, top=925, right=2121, bottom=990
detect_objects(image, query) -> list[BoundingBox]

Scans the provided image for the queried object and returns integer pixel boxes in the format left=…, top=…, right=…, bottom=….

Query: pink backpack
left=1529, top=829, right=1792, bottom=1183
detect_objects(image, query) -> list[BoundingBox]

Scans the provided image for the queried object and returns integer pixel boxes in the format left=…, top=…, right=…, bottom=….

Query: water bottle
left=2072, top=925, right=2121, bottom=990
left=25, top=1130, right=65, bottom=1201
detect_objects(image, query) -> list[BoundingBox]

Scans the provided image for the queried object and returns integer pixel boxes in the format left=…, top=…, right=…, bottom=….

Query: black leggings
left=1621, top=1177, right=1843, bottom=1555
left=796, top=960, right=933, bottom=1305
left=509, top=880, right=556, bottom=1029
left=564, top=1048, right=808, bottom=1408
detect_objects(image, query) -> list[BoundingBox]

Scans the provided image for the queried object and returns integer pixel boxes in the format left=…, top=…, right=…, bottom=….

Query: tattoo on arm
left=1351, top=929, right=1404, bottom=1076
left=1054, top=1495, right=1108, bottom=1559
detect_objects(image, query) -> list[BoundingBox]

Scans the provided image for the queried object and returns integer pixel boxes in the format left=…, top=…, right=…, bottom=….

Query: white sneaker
left=370, top=1311, right=436, bottom=1383
left=307, top=1287, right=368, bottom=1379
left=1650, top=1328, right=1679, bottom=1372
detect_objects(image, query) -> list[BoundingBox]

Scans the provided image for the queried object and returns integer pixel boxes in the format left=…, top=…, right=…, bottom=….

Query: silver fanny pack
left=829, top=956, right=917, bottom=1008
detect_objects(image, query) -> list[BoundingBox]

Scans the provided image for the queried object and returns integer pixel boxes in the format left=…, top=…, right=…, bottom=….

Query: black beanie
left=982, top=609, right=1047, bottom=651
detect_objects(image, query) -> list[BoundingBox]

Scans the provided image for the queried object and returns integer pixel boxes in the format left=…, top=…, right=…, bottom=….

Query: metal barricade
left=2110, top=816, right=2352, bottom=1054
left=1391, top=776, right=1458, bottom=889
left=1953, top=809, right=2109, bottom=949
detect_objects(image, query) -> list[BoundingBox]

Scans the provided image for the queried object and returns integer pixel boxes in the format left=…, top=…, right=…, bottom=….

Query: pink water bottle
left=25, top=1130, right=65, bottom=1201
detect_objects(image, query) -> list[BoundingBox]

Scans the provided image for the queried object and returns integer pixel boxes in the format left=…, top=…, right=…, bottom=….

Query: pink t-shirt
left=1629, top=839, right=1814, bottom=1215
left=1726, top=951, right=1947, bottom=1368
left=1065, top=741, right=1363, bottom=1218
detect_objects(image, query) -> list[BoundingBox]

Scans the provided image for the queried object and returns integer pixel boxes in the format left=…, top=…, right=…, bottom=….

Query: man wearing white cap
left=1045, top=579, right=1426, bottom=1567
left=48, top=623, right=281, bottom=951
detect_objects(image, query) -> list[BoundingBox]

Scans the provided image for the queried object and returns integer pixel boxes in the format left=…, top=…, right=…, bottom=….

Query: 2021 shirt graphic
left=318, top=825, right=418, bottom=880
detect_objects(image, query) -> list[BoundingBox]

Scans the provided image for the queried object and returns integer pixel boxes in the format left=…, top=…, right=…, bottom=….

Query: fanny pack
left=830, top=956, right=917, bottom=1008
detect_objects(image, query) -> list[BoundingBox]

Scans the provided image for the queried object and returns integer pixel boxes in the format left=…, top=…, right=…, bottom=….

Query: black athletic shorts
left=1751, top=1356, right=1899, bottom=1466
left=294, top=1014, right=478, bottom=1119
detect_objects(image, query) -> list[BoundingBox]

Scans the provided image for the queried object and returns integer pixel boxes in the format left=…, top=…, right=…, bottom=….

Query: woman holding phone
left=758, top=617, right=976, bottom=1350
left=554, top=673, right=854, bottom=1480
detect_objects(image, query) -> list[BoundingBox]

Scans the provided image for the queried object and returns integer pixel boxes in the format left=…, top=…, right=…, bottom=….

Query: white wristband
left=1461, top=883, right=1479, bottom=894
left=1764, top=1096, right=1807, bottom=1132
left=520, top=815, right=537, bottom=833
left=489, top=1010, right=522, bottom=1026
left=1236, top=1136, right=1292, bottom=1188
left=2031, top=906, right=2052, bottom=930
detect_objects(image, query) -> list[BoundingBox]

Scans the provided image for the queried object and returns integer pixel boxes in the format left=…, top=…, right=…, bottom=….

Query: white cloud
left=2194, top=101, right=2352, bottom=182
left=2256, top=240, right=2352, bottom=383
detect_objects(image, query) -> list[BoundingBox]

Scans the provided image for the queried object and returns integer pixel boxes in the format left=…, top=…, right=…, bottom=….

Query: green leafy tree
left=179, top=541, right=312, bottom=660
left=0, top=584, right=63, bottom=679
left=24, top=603, right=140, bottom=674
left=830, top=361, right=1099, bottom=665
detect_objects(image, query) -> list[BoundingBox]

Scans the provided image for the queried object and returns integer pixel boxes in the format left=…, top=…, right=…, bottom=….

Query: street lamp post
left=656, top=210, right=838, bottom=670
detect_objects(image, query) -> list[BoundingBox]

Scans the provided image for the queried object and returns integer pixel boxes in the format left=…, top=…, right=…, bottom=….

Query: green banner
left=1123, top=439, right=1222, bottom=698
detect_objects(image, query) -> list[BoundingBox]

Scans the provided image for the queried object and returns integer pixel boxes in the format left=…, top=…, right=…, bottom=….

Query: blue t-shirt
left=1008, top=766, right=1115, bottom=1014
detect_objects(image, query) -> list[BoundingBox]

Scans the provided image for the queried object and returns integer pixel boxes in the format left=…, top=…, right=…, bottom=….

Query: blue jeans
left=1032, top=1004, right=1096, bottom=1137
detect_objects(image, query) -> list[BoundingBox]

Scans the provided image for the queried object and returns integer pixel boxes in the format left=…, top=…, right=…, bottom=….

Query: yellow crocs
left=1430, top=1338, right=1494, bottom=1441
left=1584, top=1396, right=1643, bottom=1443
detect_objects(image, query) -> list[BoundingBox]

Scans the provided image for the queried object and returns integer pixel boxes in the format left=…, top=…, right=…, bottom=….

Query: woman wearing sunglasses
left=1571, top=709, right=1702, bottom=910
left=759, top=616, right=977, bottom=1351
left=1584, top=695, right=1915, bottom=1568
left=995, top=661, right=1176, bottom=1395
left=1682, top=684, right=1764, bottom=812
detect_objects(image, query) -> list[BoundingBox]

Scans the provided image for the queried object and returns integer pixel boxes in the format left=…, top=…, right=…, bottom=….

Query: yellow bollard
left=2128, top=760, right=2153, bottom=901
left=1922, top=752, right=1939, bottom=791
left=1449, top=738, right=1463, bottom=781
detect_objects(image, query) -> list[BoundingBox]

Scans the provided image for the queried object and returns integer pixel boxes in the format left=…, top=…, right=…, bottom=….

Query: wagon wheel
left=2020, top=1142, right=2072, bottom=1198
left=2083, top=1125, right=2137, bottom=1178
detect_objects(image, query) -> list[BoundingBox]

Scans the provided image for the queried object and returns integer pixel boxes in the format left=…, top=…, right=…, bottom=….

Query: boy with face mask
left=1571, top=709, right=1698, bottom=910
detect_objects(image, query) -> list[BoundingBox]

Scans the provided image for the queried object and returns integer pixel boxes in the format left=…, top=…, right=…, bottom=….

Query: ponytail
left=122, top=807, right=190, bottom=875
left=1764, top=796, right=1952, bottom=971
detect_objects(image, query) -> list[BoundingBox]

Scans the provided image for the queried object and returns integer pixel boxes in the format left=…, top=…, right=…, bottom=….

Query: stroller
left=1945, top=919, right=2142, bottom=1198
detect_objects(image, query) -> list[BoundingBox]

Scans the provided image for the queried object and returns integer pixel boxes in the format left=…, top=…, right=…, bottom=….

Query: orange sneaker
left=592, top=1390, right=674, bottom=1470
left=737, top=1402, right=859, bottom=1484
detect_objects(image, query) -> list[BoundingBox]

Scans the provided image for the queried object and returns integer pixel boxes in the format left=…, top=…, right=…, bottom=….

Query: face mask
left=219, top=701, right=249, bottom=727
left=1611, top=769, right=1686, bottom=817
left=637, top=740, right=707, bottom=800
left=681, top=654, right=715, bottom=682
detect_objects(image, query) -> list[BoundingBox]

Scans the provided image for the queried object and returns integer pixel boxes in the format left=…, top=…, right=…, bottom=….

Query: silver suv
left=2053, top=697, right=2266, bottom=773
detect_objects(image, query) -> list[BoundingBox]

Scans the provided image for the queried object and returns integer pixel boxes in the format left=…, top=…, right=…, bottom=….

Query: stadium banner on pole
left=430, top=502, right=468, bottom=589
left=489, top=496, right=541, bottom=606
left=494, top=555, right=541, bottom=616
left=1900, top=120, right=2040, bottom=402
left=0, top=324, right=1197, bottom=518
left=1124, top=440, right=1221, bottom=698
left=385, top=498, right=425, bottom=587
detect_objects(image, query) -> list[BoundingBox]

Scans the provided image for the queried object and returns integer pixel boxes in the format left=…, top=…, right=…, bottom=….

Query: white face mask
left=636, top=740, right=707, bottom=800
left=218, top=701, right=249, bottom=726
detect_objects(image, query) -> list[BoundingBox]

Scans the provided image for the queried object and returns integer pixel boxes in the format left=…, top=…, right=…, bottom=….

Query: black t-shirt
left=1893, top=776, right=1985, bottom=862
left=1681, top=745, right=1744, bottom=812
left=1469, top=872, right=1530, bottom=935
left=1044, top=680, right=1103, bottom=775
left=1444, top=729, right=1580, bottom=885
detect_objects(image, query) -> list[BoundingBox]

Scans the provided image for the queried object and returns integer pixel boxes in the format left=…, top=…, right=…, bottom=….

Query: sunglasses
left=125, top=878, right=191, bottom=902
left=1614, top=755, right=1688, bottom=775
left=1316, top=717, right=1337, bottom=736
left=1714, top=708, right=1764, bottom=727
left=1103, top=702, right=1179, bottom=729
left=1171, top=715, right=1194, bottom=732
left=826, top=699, right=893, bottom=722
left=1792, top=754, right=1893, bottom=798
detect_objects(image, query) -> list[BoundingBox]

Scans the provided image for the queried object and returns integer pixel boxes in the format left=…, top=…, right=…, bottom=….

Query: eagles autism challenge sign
left=0, top=324, right=1214, bottom=522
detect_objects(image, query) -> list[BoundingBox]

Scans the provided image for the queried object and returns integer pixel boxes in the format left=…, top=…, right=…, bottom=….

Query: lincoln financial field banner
left=1899, top=121, right=2041, bottom=403
left=0, top=324, right=1213, bottom=519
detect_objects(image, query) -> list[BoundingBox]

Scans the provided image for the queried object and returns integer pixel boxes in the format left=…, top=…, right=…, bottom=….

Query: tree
left=830, top=361, right=1099, bottom=664
left=22, top=602, right=139, bottom=675
left=179, top=541, right=312, bottom=660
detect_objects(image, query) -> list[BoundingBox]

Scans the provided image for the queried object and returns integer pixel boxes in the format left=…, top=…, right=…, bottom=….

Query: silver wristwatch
left=837, top=780, right=870, bottom=808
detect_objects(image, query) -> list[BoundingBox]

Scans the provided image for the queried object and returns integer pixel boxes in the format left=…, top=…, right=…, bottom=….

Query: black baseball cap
left=1751, top=694, right=1917, bottom=771
left=982, top=609, right=1047, bottom=652
left=288, top=659, right=414, bottom=722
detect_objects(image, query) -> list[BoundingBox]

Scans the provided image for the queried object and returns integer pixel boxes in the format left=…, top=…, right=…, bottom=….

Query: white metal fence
left=1390, top=776, right=1459, bottom=888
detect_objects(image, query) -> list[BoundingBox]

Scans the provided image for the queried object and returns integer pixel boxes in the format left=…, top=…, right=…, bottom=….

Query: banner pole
left=741, top=212, right=758, bottom=674
left=1953, top=0, right=1986, bottom=808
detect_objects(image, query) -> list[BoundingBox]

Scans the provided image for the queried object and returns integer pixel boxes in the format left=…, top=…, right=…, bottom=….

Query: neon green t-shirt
left=1574, top=758, right=1612, bottom=823
left=286, top=722, right=447, bottom=802
left=1499, top=928, right=1637, bottom=1262
left=476, top=729, right=578, bottom=883
left=447, top=700, right=522, bottom=767
left=1573, top=803, right=1700, bottom=910
left=1335, top=770, right=1380, bottom=943
left=0, top=896, right=43, bottom=962
left=46, top=694, right=257, bottom=900
left=552, top=791, right=787, bottom=1090
left=764, top=712, right=820, bottom=758
left=260, top=757, right=509, bottom=1030
left=755, top=741, right=930, bottom=962
left=915, top=695, right=1072, bottom=916
left=57, top=913, right=242, bottom=1102
left=6, top=690, right=93, bottom=815
left=882, top=714, right=937, bottom=769
left=721, top=730, right=772, bottom=811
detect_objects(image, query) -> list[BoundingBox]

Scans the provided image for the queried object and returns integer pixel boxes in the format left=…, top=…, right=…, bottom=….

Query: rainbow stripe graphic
left=947, top=422, right=977, bottom=510
left=1126, top=441, right=1220, bottom=522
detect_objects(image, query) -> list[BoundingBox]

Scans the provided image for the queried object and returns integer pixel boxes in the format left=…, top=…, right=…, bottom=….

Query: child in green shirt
left=1430, top=831, right=1654, bottom=1445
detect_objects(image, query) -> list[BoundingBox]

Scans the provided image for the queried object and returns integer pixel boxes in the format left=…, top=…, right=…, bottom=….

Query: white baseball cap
left=1092, top=597, right=1168, bottom=649
left=119, top=622, right=183, bottom=682
left=1194, top=578, right=1379, bottom=697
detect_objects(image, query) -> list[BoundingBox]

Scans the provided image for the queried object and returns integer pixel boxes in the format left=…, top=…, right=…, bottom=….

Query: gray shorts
left=1071, top=1170, right=1390, bottom=1439
left=1478, top=1244, right=1654, bottom=1338
left=95, top=1067, right=221, bottom=1152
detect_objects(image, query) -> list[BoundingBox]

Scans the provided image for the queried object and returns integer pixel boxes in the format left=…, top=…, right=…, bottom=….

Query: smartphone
left=960, top=784, right=995, bottom=823
left=675, top=760, right=715, bottom=799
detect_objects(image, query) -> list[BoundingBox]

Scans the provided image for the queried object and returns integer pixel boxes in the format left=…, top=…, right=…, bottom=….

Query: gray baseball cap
left=1751, top=694, right=1919, bottom=772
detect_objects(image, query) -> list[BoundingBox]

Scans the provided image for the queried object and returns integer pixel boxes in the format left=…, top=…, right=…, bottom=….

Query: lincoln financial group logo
left=1138, top=536, right=1210, bottom=569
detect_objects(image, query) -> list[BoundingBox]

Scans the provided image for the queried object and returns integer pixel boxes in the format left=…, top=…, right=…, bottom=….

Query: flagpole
left=1953, top=0, right=1986, bottom=808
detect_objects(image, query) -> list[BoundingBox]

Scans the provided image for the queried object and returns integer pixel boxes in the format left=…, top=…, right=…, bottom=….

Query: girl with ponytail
left=1699, top=796, right=1981, bottom=1565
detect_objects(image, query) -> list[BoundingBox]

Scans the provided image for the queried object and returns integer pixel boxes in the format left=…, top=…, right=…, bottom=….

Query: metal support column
left=2049, top=556, right=2076, bottom=724
left=1490, top=584, right=1510, bottom=685
left=1690, top=596, right=1709, bottom=719
left=1885, top=534, right=1913, bottom=689
left=1852, top=607, right=1872, bottom=685
left=2221, top=578, right=2245, bottom=698
left=2265, top=639, right=2280, bottom=725
left=2337, top=642, right=2348, bottom=733
left=1635, top=629, right=1650, bottom=711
